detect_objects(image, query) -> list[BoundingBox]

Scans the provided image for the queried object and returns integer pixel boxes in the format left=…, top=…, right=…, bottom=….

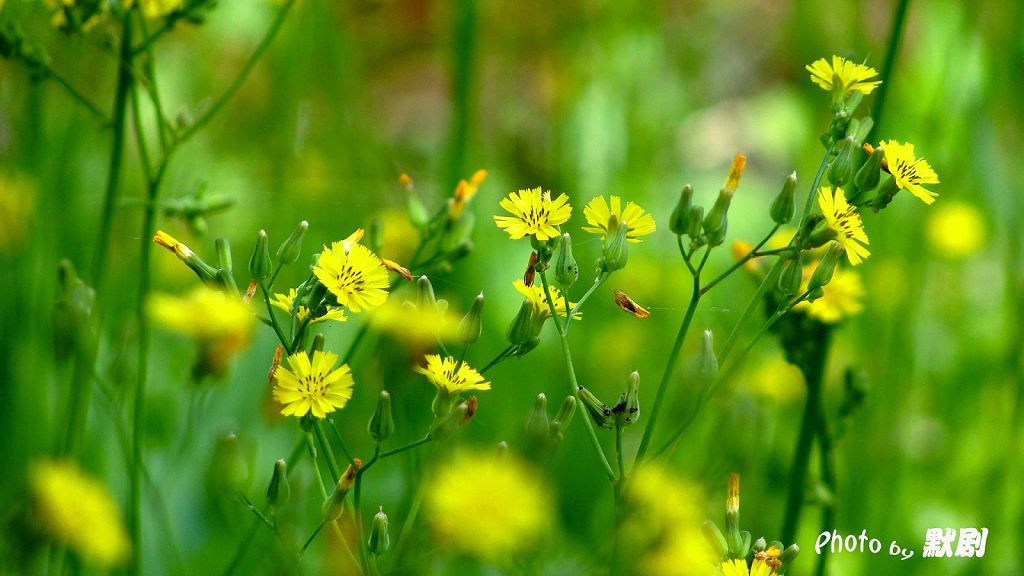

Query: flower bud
left=323, top=460, right=360, bottom=522
left=770, top=172, right=797, bottom=224
left=248, top=230, right=272, bottom=281
left=777, top=253, right=804, bottom=297
left=441, top=211, right=475, bottom=253
left=555, top=233, right=578, bottom=288
left=368, top=391, right=395, bottom=443
left=209, top=432, right=250, bottom=496
left=507, top=299, right=537, bottom=346
left=669, top=185, right=694, bottom=235
left=752, top=537, right=767, bottom=553
left=703, top=521, right=728, bottom=559
left=265, top=459, right=289, bottom=507
left=457, top=292, right=484, bottom=344
left=431, top=400, right=470, bottom=441
left=276, top=220, right=308, bottom=265
left=852, top=144, right=883, bottom=201
left=808, top=242, right=843, bottom=291
left=154, top=230, right=219, bottom=282
left=725, top=473, right=741, bottom=555
left=416, top=275, right=436, bottom=310
left=577, top=386, right=613, bottom=429
left=687, top=205, right=704, bottom=241
left=525, top=393, right=550, bottom=441
left=53, top=260, right=96, bottom=360
left=698, top=329, right=718, bottom=383
left=309, top=333, right=325, bottom=354
left=702, top=194, right=731, bottom=246
left=215, top=237, right=233, bottom=273
left=779, top=543, right=800, bottom=566
left=368, top=507, right=390, bottom=555
left=601, top=218, right=630, bottom=272
left=551, top=395, right=576, bottom=437
left=612, top=371, right=640, bottom=427
left=406, top=192, right=429, bottom=228
left=828, top=137, right=858, bottom=188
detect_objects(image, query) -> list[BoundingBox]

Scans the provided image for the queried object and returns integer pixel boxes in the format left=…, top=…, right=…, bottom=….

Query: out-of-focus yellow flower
left=619, top=465, right=715, bottom=576
left=29, top=460, right=130, bottom=567
left=582, top=195, right=657, bottom=243
left=369, top=300, right=461, bottom=344
left=493, top=187, right=572, bottom=241
left=0, top=173, right=35, bottom=252
left=879, top=140, right=940, bottom=205
left=426, top=452, right=549, bottom=560
left=744, top=356, right=803, bottom=403
left=719, top=556, right=779, bottom=576
left=513, top=279, right=579, bottom=319
left=818, top=186, right=870, bottom=265
left=313, top=237, right=389, bottom=313
left=449, top=169, right=488, bottom=218
left=123, top=0, right=182, bottom=19
left=148, top=286, right=254, bottom=364
left=46, top=0, right=110, bottom=31
left=270, top=289, right=347, bottom=324
left=795, top=267, right=864, bottom=324
left=272, top=350, right=354, bottom=419
left=806, top=56, right=881, bottom=96
left=926, top=201, right=985, bottom=259
left=415, top=354, right=490, bottom=394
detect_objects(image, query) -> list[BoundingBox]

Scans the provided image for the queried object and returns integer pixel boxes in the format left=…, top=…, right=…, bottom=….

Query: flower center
left=300, top=372, right=328, bottom=399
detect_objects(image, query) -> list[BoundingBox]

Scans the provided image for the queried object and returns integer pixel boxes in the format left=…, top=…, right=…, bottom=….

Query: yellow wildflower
left=148, top=287, right=254, bottom=373
left=415, top=354, right=490, bottom=394
left=449, top=169, right=488, bottom=218
left=795, top=267, right=864, bottom=323
left=806, top=55, right=881, bottom=96
left=818, top=186, right=870, bottom=265
left=123, top=0, right=183, bottom=19
left=272, top=350, right=354, bottom=419
left=720, top=557, right=779, bottom=576
left=313, top=238, right=389, bottom=313
left=926, top=201, right=985, bottom=259
left=369, top=301, right=462, bottom=344
left=270, top=289, right=347, bottom=324
left=879, top=140, right=940, bottom=205
left=29, top=460, right=130, bottom=567
left=493, top=187, right=572, bottom=241
left=582, top=195, right=657, bottom=243
left=513, top=279, right=579, bottom=319
left=426, top=452, right=550, bottom=560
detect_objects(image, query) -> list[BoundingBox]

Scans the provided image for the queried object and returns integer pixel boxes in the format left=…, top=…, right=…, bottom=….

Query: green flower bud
left=852, top=144, right=883, bottom=201
left=770, top=172, right=797, bottom=224
left=309, top=333, right=325, bottom=354
left=779, top=543, right=800, bottom=567
left=53, top=260, right=96, bottom=360
left=808, top=241, right=843, bottom=291
left=601, top=218, right=630, bottom=272
left=698, top=329, right=718, bottom=383
left=209, top=432, right=250, bottom=496
left=154, top=230, right=219, bottom=283
left=447, top=239, right=474, bottom=261
left=551, top=395, right=576, bottom=437
left=248, top=230, right=272, bottom=281
left=276, top=220, right=308, bottom=265
left=323, top=463, right=358, bottom=522
left=703, top=521, right=728, bottom=559
left=507, top=299, right=537, bottom=346
left=266, top=459, right=289, bottom=507
left=577, top=386, right=613, bottom=429
left=703, top=192, right=731, bottom=246
left=687, top=205, right=704, bottom=241
left=406, top=192, right=429, bottom=228
left=368, top=391, right=395, bottom=443
left=497, top=440, right=509, bottom=456
left=612, top=371, right=640, bottom=427
left=828, top=136, right=858, bottom=188
left=417, top=275, right=436, bottom=310
left=738, top=531, right=752, bottom=559
left=725, top=473, right=741, bottom=556
left=752, top=537, right=767, bottom=553
left=845, top=116, right=873, bottom=143
left=808, top=221, right=838, bottom=248
left=368, top=507, right=390, bottom=555
left=441, top=211, right=475, bottom=253
left=555, top=233, right=578, bottom=288
left=777, top=253, right=804, bottom=297
left=669, top=185, right=693, bottom=236
left=431, top=400, right=470, bottom=441
left=458, top=292, right=484, bottom=345
left=513, top=336, right=541, bottom=358
left=215, top=237, right=233, bottom=273
left=525, top=393, right=550, bottom=441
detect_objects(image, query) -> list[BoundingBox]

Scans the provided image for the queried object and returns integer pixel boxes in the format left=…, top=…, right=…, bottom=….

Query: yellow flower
left=449, top=169, right=488, bottom=218
left=806, top=55, right=881, bottom=95
left=415, top=354, right=490, bottom=394
left=123, top=0, right=183, bottom=19
left=619, top=465, right=714, bottom=576
left=582, top=195, right=657, bottom=243
left=493, top=187, right=572, bottom=241
left=29, top=460, right=130, bottom=567
left=513, top=279, right=579, bottom=319
left=369, top=301, right=462, bottom=344
left=796, top=267, right=864, bottom=323
left=0, top=172, right=35, bottom=252
left=426, top=452, right=550, bottom=560
left=272, top=350, right=354, bottom=419
left=313, top=239, right=390, bottom=313
left=719, top=557, right=779, bottom=576
left=879, top=140, right=940, bottom=205
left=926, top=201, right=985, bottom=259
left=818, top=186, right=870, bottom=265
left=148, top=287, right=254, bottom=370
left=271, top=289, right=347, bottom=324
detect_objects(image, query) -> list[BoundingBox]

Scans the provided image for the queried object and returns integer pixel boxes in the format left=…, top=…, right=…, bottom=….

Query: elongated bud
left=703, top=521, right=728, bottom=559
left=309, top=333, right=325, bottom=354
left=808, top=242, right=843, bottom=292
left=577, top=386, right=613, bottom=429
left=431, top=400, right=470, bottom=441
left=555, top=234, right=578, bottom=288
left=209, top=432, right=250, bottom=495
left=852, top=144, right=883, bottom=201
left=703, top=195, right=730, bottom=246
left=507, top=299, right=537, bottom=346
left=53, top=260, right=96, bottom=360
left=698, top=329, right=718, bottom=382
left=723, top=154, right=746, bottom=193
left=601, top=218, right=630, bottom=272
left=323, top=460, right=360, bottom=522
left=406, top=192, right=429, bottom=228
left=249, top=230, right=272, bottom=281
left=725, top=473, right=742, bottom=557
left=779, top=544, right=800, bottom=569
left=154, top=230, right=219, bottom=282
left=828, top=137, right=858, bottom=188
left=457, top=292, right=484, bottom=344
left=771, top=172, right=797, bottom=224
left=687, top=205, right=704, bottom=241
left=266, top=459, right=289, bottom=507
left=612, top=371, right=640, bottom=426
left=215, top=237, right=233, bottom=273
left=368, top=507, right=391, bottom=555
left=525, top=393, right=550, bottom=441
left=552, top=395, right=576, bottom=436
left=777, top=253, right=803, bottom=297
left=368, top=391, right=395, bottom=442
left=669, top=185, right=694, bottom=235
left=417, top=276, right=436, bottom=309
left=276, top=220, right=308, bottom=265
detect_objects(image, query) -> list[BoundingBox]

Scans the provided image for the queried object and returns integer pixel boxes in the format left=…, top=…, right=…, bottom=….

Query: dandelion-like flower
left=879, top=140, right=940, bottom=205
left=313, top=239, right=390, bottom=313
left=29, top=460, right=130, bottom=567
left=148, top=287, right=254, bottom=373
left=720, top=557, right=779, bottom=576
left=806, top=55, right=881, bottom=96
left=582, top=195, right=657, bottom=243
left=818, top=186, right=870, bottom=265
left=271, top=289, right=347, bottom=324
left=493, top=187, right=572, bottom=241
left=513, top=279, right=579, bottom=319
left=426, top=452, right=550, bottom=560
left=415, top=354, right=490, bottom=394
left=272, top=350, right=355, bottom=419
left=927, top=201, right=985, bottom=259
left=795, top=268, right=864, bottom=324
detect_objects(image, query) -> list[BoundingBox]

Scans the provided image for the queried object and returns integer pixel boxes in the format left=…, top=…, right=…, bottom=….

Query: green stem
left=815, top=407, right=836, bottom=576
left=44, top=66, right=108, bottom=122
left=444, top=0, right=477, bottom=189
left=868, top=0, right=912, bottom=139
left=314, top=420, right=341, bottom=484
left=480, top=345, right=514, bottom=374
left=134, top=12, right=172, bottom=152
left=615, top=423, right=625, bottom=481
left=700, top=225, right=780, bottom=296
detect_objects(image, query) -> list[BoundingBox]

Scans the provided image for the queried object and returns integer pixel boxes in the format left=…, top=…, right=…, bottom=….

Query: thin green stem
left=134, top=12, right=172, bottom=152
left=615, top=423, right=625, bottom=481
left=480, top=345, right=514, bottom=374
left=42, top=65, right=108, bottom=122
left=869, top=0, right=912, bottom=139
left=815, top=407, right=836, bottom=576
left=700, top=225, right=780, bottom=295
left=314, top=420, right=341, bottom=484
left=259, top=283, right=290, bottom=347
left=379, top=435, right=433, bottom=460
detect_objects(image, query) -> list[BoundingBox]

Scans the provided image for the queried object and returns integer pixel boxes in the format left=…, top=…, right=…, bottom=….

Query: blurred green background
left=1, top=0, right=1021, bottom=574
